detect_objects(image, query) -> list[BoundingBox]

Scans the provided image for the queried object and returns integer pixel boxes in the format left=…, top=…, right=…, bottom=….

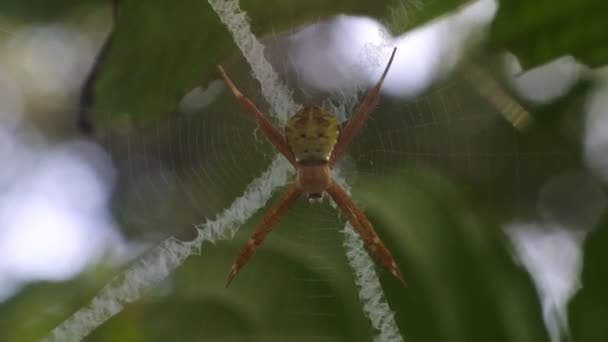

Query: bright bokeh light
left=285, top=0, right=497, bottom=98
left=0, top=141, right=121, bottom=278
left=0, top=20, right=124, bottom=302
left=506, top=55, right=583, bottom=104
left=285, top=14, right=439, bottom=96
left=6, top=24, right=96, bottom=97
left=507, top=223, right=584, bottom=342
left=508, top=172, right=605, bottom=342
left=0, top=130, right=125, bottom=302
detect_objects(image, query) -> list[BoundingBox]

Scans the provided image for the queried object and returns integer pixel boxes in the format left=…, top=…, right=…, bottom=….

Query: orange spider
left=217, top=48, right=404, bottom=287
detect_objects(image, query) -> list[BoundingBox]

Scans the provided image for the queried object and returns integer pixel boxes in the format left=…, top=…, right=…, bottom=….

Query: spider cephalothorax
left=218, top=48, right=404, bottom=287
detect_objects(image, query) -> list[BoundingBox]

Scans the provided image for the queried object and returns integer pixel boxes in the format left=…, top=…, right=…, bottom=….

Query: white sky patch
left=0, top=137, right=125, bottom=302
left=382, top=21, right=442, bottom=97
left=506, top=55, right=583, bottom=104
left=507, top=224, right=584, bottom=342
left=435, top=0, right=497, bottom=72
left=286, top=15, right=439, bottom=97
left=286, top=16, right=408, bottom=94
left=507, top=171, right=606, bottom=342
left=285, top=0, right=497, bottom=98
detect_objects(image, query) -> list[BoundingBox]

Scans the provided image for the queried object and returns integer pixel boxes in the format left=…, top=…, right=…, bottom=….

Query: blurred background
left=0, top=0, right=607, bottom=341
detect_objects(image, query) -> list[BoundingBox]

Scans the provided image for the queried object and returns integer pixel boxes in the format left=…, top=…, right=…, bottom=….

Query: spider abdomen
left=285, top=105, right=339, bottom=163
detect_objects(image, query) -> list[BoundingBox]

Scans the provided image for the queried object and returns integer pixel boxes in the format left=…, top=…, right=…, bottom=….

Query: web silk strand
left=208, top=0, right=300, bottom=125
left=333, top=169, right=403, bottom=342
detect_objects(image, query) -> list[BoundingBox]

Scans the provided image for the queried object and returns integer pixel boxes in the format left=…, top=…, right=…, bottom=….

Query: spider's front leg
left=217, top=65, right=297, bottom=167
left=225, top=182, right=302, bottom=287
left=329, top=48, right=397, bottom=166
left=326, top=180, right=406, bottom=285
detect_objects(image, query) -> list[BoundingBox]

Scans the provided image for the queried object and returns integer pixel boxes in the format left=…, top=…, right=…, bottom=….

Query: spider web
left=39, top=1, right=579, bottom=342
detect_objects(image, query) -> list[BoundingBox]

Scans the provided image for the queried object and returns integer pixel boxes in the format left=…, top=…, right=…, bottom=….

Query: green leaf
left=569, top=217, right=608, bottom=342
left=491, top=0, right=608, bottom=68
left=0, top=0, right=100, bottom=21
left=353, top=169, right=550, bottom=342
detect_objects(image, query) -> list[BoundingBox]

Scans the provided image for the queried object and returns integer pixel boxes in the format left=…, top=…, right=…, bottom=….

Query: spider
left=217, top=47, right=404, bottom=287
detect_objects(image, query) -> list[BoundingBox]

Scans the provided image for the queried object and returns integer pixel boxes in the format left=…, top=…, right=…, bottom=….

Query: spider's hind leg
left=225, top=183, right=302, bottom=287
left=326, top=180, right=406, bottom=285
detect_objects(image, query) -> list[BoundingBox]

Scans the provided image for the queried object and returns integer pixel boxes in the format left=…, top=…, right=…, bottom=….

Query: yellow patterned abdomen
left=285, top=105, right=339, bottom=164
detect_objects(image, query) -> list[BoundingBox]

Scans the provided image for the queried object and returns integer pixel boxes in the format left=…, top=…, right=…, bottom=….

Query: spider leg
left=326, top=180, right=406, bottom=285
left=225, top=182, right=302, bottom=287
left=329, top=48, right=397, bottom=166
left=217, top=65, right=297, bottom=167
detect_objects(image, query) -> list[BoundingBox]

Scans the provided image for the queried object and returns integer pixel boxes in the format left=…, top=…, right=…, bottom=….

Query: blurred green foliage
left=491, top=0, right=608, bottom=68
left=0, top=0, right=100, bottom=21
left=570, top=217, right=608, bottom=342
left=355, top=170, right=550, bottom=342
